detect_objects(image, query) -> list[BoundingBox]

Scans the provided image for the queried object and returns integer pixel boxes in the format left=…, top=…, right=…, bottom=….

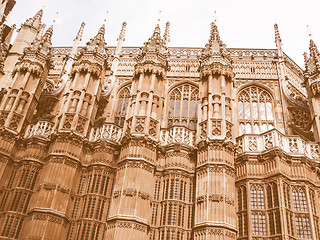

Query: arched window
left=115, top=86, right=131, bottom=127
left=252, top=212, right=266, bottom=236
left=251, top=186, right=264, bottom=209
left=168, top=84, right=199, bottom=130
left=238, top=86, right=274, bottom=135
left=292, top=188, right=312, bottom=239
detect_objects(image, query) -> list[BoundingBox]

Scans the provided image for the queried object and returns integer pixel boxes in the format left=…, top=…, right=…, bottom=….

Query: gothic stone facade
left=0, top=8, right=319, bottom=240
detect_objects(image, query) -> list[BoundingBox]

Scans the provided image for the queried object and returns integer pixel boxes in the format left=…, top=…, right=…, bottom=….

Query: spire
left=274, top=23, right=284, bottom=58
left=139, top=23, right=168, bottom=57
left=202, top=21, right=226, bottom=56
left=84, top=24, right=107, bottom=56
left=74, top=22, right=85, bottom=42
left=24, top=9, right=43, bottom=29
left=209, top=21, right=221, bottom=43
left=152, top=24, right=161, bottom=38
left=94, top=24, right=106, bottom=42
left=117, top=22, right=127, bottom=42
left=309, top=39, right=320, bottom=71
left=309, top=39, right=320, bottom=57
left=115, top=22, right=126, bottom=56
left=163, top=21, right=170, bottom=46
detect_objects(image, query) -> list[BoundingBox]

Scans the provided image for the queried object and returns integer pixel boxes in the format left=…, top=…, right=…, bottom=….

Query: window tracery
left=238, top=86, right=274, bottom=135
left=251, top=185, right=264, bottom=209
left=292, top=187, right=312, bottom=239
left=168, top=83, right=199, bottom=130
left=115, top=85, right=131, bottom=127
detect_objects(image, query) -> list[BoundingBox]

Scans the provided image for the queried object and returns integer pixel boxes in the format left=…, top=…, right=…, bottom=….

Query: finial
left=307, top=25, right=312, bottom=39
left=75, top=22, right=85, bottom=42
left=117, top=22, right=127, bottom=41
left=157, top=10, right=163, bottom=23
left=163, top=21, right=170, bottom=45
left=41, top=0, right=48, bottom=10
left=53, top=11, right=62, bottom=25
left=213, top=11, right=218, bottom=23
left=104, top=10, right=112, bottom=24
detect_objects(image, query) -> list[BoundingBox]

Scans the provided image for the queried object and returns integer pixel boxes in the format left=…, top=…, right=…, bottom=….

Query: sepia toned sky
left=7, top=0, right=320, bottom=68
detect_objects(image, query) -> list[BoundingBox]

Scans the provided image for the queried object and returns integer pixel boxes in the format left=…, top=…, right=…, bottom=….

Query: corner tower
left=194, top=22, right=237, bottom=239
left=105, top=24, right=169, bottom=239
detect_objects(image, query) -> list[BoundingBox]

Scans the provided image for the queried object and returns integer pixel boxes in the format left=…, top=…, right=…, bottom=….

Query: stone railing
left=24, top=121, right=54, bottom=139
left=90, top=123, right=122, bottom=143
left=160, top=126, right=195, bottom=147
left=236, top=129, right=320, bottom=160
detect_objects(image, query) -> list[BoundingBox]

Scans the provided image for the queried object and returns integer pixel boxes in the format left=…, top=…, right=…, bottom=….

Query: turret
left=57, top=24, right=108, bottom=136
left=0, top=25, right=53, bottom=133
left=198, top=21, right=234, bottom=140
left=1, top=9, right=45, bottom=87
left=194, top=21, right=237, bottom=239
left=105, top=23, right=169, bottom=240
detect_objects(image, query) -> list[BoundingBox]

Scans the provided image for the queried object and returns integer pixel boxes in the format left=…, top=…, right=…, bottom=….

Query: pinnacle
left=42, top=25, right=53, bottom=45
left=34, top=9, right=43, bottom=21
left=117, top=22, right=127, bottom=41
left=309, top=39, right=320, bottom=57
left=274, top=23, right=282, bottom=43
left=163, top=21, right=170, bottom=45
left=75, top=22, right=85, bottom=42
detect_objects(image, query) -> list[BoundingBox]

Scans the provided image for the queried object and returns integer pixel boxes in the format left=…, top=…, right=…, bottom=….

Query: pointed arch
left=167, top=82, right=199, bottom=130
left=115, top=84, right=131, bottom=127
left=237, top=85, right=275, bottom=135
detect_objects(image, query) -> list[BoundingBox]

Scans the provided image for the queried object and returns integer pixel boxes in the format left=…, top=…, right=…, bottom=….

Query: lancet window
left=168, top=83, right=199, bottom=130
left=115, top=85, right=131, bottom=127
left=292, top=188, right=312, bottom=239
left=251, top=186, right=265, bottom=209
left=238, top=86, right=274, bottom=135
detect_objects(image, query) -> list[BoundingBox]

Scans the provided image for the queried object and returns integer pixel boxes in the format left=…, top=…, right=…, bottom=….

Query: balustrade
left=160, top=126, right=195, bottom=147
left=24, top=121, right=54, bottom=139
left=236, top=129, right=320, bottom=161
left=90, top=123, right=122, bottom=143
